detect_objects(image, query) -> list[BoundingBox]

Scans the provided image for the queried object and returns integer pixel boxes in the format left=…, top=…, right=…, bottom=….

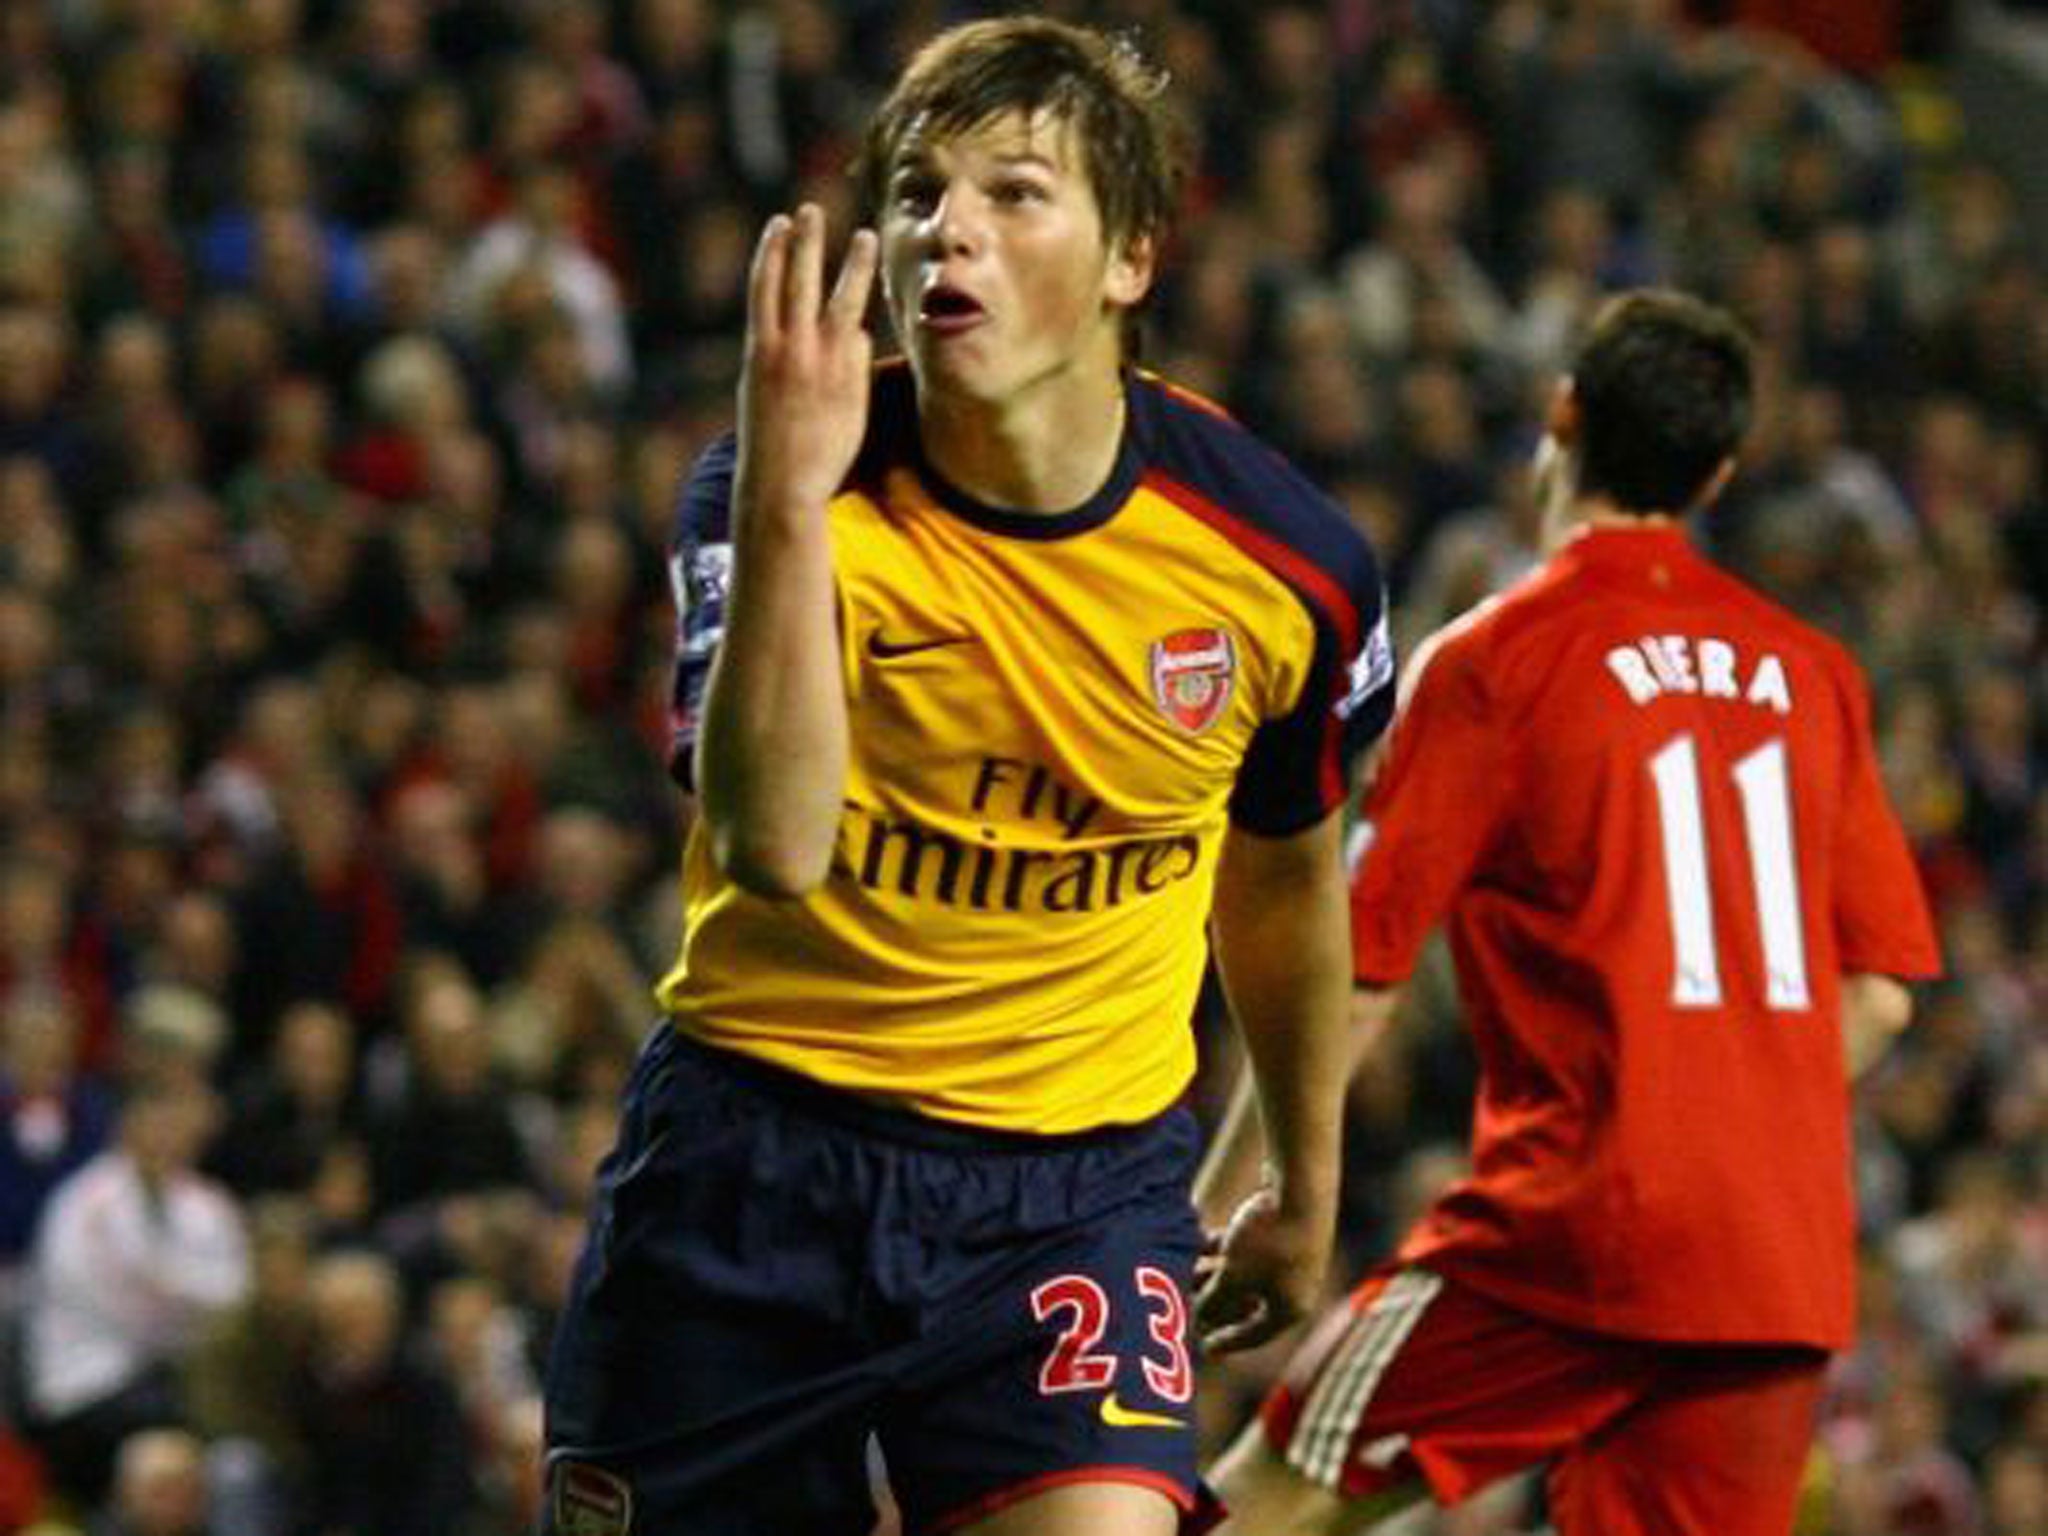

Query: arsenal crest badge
left=1149, top=628, right=1237, bottom=734
left=554, top=1462, right=633, bottom=1536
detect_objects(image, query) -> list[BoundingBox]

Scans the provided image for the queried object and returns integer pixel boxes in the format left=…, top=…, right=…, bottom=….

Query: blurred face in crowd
left=236, top=0, right=303, bottom=55
left=633, top=0, right=713, bottom=62
left=311, top=1139, right=372, bottom=1230
left=252, top=209, right=328, bottom=316
left=275, top=1000, right=353, bottom=1109
left=94, top=315, right=175, bottom=405
left=188, top=296, right=281, bottom=403
left=440, top=685, right=512, bottom=786
left=246, top=1200, right=313, bottom=1310
left=412, top=973, right=492, bottom=1096
left=557, top=524, right=626, bottom=618
left=538, top=807, right=628, bottom=917
left=0, top=307, right=67, bottom=418
left=0, top=856, right=67, bottom=962
left=257, top=376, right=332, bottom=469
left=428, top=1273, right=500, bottom=1376
left=0, top=589, right=56, bottom=693
left=309, top=1252, right=402, bottom=1382
left=122, top=1080, right=220, bottom=1181
left=390, top=779, right=480, bottom=890
left=113, top=1430, right=208, bottom=1536
left=357, top=0, right=426, bottom=62
left=153, top=891, right=236, bottom=997
left=1, top=996, right=76, bottom=1095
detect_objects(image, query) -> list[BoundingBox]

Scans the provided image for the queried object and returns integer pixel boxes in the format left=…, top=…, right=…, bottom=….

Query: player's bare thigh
left=1208, top=1416, right=1426, bottom=1536
left=953, top=1480, right=1181, bottom=1536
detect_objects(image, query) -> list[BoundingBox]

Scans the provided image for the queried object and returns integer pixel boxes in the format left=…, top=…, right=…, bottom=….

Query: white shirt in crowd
left=24, top=1147, right=249, bottom=1421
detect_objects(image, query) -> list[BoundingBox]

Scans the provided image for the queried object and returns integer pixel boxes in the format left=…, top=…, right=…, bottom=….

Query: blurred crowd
left=0, top=2, right=2040, bottom=1534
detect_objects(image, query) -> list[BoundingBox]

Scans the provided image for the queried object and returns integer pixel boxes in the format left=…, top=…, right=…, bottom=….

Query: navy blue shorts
left=541, top=1026, right=1210, bottom=1535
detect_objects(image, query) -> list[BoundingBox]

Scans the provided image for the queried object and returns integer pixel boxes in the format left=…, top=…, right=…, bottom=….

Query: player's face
left=879, top=108, right=1151, bottom=411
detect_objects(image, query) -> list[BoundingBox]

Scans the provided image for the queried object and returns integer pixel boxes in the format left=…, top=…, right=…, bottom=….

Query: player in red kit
left=1195, top=290, right=1942, bottom=1536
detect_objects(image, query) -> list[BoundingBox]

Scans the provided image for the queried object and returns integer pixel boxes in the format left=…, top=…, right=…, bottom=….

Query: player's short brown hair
left=854, top=17, right=1190, bottom=269
left=1571, top=290, right=1756, bottom=515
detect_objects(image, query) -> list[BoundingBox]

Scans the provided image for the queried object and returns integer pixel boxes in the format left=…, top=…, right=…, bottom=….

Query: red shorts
left=1258, top=1267, right=1828, bottom=1536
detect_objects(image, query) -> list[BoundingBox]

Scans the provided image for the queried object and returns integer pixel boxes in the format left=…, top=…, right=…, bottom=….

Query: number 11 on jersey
left=1649, top=734, right=1811, bottom=1013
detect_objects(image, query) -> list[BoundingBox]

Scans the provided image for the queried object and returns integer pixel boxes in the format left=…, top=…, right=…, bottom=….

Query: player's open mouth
left=919, top=284, right=987, bottom=334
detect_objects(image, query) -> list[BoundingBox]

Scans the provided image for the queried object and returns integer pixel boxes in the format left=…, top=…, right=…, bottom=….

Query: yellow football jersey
left=658, top=365, right=1393, bottom=1133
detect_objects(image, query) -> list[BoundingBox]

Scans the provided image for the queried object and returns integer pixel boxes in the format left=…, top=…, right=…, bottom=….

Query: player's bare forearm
left=1843, top=972, right=1913, bottom=1080
left=1195, top=984, right=1400, bottom=1231
left=695, top=206, right=877, bottom=897
left=1197, top=812, right=1353, bottom=1352
left=696, top=480, right=848, bottom=896
left=1211, top=814, right=1352, bottom=1218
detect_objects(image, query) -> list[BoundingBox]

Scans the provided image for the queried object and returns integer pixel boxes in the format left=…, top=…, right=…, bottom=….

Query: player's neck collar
left=1556, top=507, right=1688, bottom=550
left=910, top=378, right=1140, bottom=541
left=1578, top=505, right=1686, bottom=533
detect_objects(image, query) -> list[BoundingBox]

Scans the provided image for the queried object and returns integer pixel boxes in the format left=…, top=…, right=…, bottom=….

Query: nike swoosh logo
left=866, top=632, right=976, bottom=661
left=1099, top=1393, right=1185, bottom=1430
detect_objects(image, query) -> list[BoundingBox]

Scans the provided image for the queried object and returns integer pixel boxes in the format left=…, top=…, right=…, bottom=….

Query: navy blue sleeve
left=1228, top=537, right=1396, bottom=836
left=665, top=433, right=737, bottom=788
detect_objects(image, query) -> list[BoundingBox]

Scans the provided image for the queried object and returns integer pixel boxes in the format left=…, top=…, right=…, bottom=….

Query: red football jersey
left=1351, top=524, right=1941, bottom=1348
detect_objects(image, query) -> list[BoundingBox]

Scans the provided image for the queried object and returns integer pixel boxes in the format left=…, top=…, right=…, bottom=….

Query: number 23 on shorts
left=1030, top=1266, right=1193, bottom=1418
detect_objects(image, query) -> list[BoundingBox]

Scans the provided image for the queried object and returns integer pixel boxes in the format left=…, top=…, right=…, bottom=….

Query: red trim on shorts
left=924, top=1467, right=1193, bottom=1533
left=1187, top=1480, right=1229, bottom=1535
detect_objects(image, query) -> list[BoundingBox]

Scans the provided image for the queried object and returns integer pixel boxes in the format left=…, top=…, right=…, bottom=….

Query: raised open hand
left=736, top=203, right=880, bottom=513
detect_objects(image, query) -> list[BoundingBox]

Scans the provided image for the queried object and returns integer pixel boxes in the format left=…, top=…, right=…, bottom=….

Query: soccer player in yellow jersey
left=541, top=18, right=1396, bottom=1536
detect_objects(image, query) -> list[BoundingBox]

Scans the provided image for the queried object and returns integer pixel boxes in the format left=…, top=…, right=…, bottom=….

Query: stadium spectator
left=208, top=999, right=360, bottom=1200
left=180, top=1197, right=316, bottom=1505
left=22, top=1077, right=247, bottom=1505
left=295, top=1249, right=474, bottom=1536
left=0, top=993, right=113, bottom=1277
left=89, top=1427, right=211, bottom=1536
